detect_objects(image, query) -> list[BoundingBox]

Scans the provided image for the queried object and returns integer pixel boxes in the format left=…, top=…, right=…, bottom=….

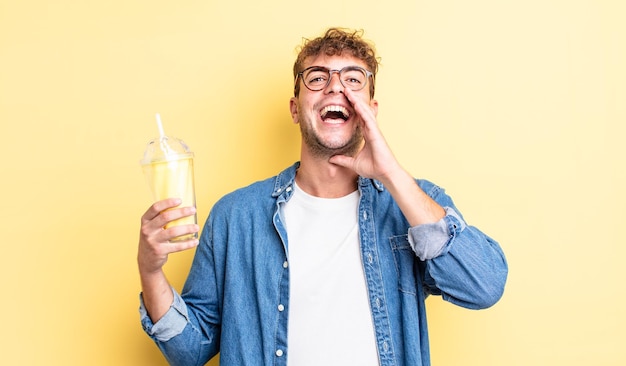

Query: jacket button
left=276, top=349, right=284, bottom=357
left=278, top=304, right=285, bottom=312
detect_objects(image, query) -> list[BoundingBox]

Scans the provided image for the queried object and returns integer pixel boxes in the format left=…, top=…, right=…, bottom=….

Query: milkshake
left=141, top=117, right=197, bottom=241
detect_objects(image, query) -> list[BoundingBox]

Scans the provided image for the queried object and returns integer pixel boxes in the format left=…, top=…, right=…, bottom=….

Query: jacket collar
left=271, top=162, right=384, bottom=198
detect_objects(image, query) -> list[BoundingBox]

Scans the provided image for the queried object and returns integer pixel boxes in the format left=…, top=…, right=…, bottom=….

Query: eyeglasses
left=295, top=66, right=374, bottom=92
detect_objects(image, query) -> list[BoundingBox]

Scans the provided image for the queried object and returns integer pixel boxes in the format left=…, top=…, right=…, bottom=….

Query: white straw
left=155, top=113, right=165, bottom=138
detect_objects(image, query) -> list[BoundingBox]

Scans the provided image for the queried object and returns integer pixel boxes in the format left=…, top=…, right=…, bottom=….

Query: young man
left=138, top=28, right=508, bottom=366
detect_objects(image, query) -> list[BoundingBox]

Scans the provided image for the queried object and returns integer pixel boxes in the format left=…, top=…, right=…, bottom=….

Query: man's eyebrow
left=305, top=66, right=329, bottom=71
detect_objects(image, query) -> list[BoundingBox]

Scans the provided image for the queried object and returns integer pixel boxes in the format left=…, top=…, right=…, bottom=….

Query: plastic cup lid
left=141, top=136, right=193, bottom=164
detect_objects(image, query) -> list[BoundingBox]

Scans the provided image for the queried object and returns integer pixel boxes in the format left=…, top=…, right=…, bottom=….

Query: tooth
left=321, top=105, right=349, bottom=118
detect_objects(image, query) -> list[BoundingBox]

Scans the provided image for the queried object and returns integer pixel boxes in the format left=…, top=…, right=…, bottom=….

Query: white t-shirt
left=282, top=183, right=379, bottom=366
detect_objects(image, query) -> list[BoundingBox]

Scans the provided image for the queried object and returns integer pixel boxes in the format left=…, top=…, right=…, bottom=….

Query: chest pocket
left=389, top=234, right=419, bottom=296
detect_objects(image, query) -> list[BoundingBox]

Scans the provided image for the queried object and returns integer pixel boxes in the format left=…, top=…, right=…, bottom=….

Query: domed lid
left=141, top=136, right=193, bottom=164
left=141, top=113, right=193, bottom=164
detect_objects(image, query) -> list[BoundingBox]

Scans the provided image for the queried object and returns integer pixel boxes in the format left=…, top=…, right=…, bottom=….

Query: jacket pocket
left=389, top=235, right=418, bottom=296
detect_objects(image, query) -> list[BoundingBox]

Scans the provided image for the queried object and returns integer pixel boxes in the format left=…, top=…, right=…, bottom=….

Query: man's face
left=290, top=55, right=377, bottom=160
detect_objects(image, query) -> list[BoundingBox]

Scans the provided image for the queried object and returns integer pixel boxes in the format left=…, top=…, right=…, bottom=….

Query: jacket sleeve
left=139, top=288, right=217, bottom=366
left=411, top=181, right=508, bottom=310
left=138, top=217, right=221, bottom=366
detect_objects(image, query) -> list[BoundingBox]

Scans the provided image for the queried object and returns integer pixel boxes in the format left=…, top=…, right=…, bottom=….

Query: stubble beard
left=300, top=121, right=363, bottom=160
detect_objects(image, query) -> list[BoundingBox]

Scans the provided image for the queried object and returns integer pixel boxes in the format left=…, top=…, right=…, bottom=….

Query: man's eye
left=307, top=74, right=328, bottom=85
left=342, top=70, right=366, bottom=86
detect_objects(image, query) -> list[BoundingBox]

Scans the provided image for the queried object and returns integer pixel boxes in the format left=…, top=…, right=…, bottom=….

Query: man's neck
left=295, top=156, right=359, bottom=198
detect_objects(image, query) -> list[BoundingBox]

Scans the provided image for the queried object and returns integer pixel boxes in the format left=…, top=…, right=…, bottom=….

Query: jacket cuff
left=139, top=287, right=189, bottom=342
left=408, top=207, right=466, bottom=260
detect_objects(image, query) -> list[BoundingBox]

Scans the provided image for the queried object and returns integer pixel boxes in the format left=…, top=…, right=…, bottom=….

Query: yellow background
left=1, top=0, right=624, bottom=365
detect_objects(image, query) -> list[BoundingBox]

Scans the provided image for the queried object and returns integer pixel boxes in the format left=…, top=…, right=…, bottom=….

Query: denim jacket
left=140, top=163, right=508, bottom=366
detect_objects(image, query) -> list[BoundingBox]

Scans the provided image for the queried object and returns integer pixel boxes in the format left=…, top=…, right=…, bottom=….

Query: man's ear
left=370, top=98, right=379, bottom=117
left=289, top=97, right=299, bottom=124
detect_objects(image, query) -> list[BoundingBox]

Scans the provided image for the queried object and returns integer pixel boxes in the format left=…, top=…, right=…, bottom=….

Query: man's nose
left=325, top=71, right=344, bottom=93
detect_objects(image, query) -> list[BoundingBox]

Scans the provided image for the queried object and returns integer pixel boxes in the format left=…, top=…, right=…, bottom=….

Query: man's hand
left=138, top=198, right=199, bottom=274
left=330, top=88, right=445, bottom=226
left=137, top=198, right=199, bottom=322
left=329, top=87, right=401, bottom=184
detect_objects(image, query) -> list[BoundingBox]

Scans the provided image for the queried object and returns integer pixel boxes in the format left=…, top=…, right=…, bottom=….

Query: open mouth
left=320, top=105, right=350, bottom=123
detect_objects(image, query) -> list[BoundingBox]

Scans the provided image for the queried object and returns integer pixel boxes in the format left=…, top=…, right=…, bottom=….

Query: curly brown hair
left=293, top=28, right=380, bottom=97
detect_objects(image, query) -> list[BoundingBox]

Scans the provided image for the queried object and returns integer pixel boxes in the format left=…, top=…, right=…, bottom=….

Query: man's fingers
left=140, top=200, right=198, bottom=250
left=163, top=223, right=200, bottom=243
left=143, top=208, right=197, bottom=240
left=328, top=154, right=354, bottom=169
left=158, top=206, right=196, bottom=225
left=141, top=199, right=196, bottom=232
left=162, top=236, right=200, bottom=254
left=345, top=88, right=376, bottom=127
left=141, top=198, right=183, bottom=223
left=138, top=222, right=199, bottom=272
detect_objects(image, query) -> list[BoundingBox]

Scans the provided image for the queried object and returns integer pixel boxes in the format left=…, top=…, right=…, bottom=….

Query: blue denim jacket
left=140, top=163, right=508, bottom=366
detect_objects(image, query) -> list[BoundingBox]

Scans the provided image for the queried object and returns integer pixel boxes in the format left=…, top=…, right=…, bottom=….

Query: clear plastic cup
left=141, top=136, right=197, bottom=242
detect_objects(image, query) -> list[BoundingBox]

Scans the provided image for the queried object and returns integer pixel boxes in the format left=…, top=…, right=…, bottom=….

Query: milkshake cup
left=141, top=115, right=197, bottom=241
